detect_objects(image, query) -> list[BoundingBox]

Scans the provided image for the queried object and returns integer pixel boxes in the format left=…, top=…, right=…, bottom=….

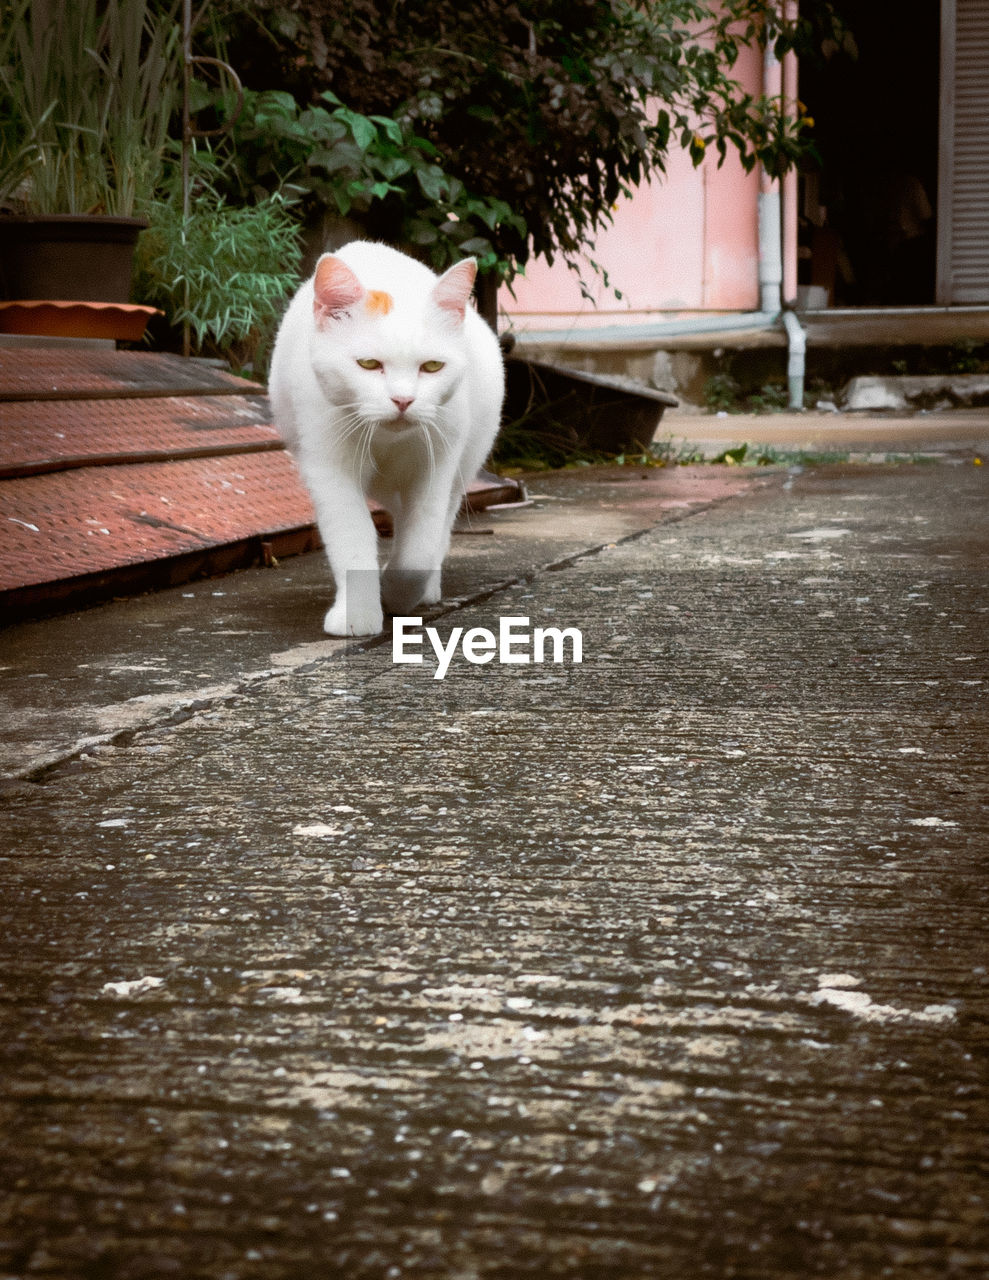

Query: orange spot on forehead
left=365, top=290, right=394, bottom=316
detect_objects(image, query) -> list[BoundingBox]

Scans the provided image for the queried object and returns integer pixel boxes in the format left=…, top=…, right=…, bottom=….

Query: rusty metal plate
left=0, top=346, right=261, bottom=402
left=0, top=345, right=526, bottom=617
left=0, top=394, right=282, bottom=478
left=1, top=460, right=525, bottom=595
left=1, top=452, right=315, bottom=593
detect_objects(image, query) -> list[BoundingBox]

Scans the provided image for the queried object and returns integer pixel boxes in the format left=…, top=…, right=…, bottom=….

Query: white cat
left=268, top=240, right=504, bottom=636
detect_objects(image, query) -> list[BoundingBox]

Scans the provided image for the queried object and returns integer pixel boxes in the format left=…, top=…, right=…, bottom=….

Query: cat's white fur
left=269, top=241, right=504, bottom=636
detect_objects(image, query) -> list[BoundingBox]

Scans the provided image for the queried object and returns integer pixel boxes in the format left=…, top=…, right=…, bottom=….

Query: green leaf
left=187, top=78, right=213, bottom=115
left=415, top=164, right=448, bottom=202
left=406, top=218, right=439, bottom=245
left=299, top=109, right=346, bottom=144
left=336, top=108, right=377, bottom=152
left=369, top=115, right=403, bottom=145
left=259, top=90, right=299, bottom=114
left=713, top=443, right=748, bottom=465
left=408, top=135, right=441, bottom=158
left=372, top=154, right=412, bottom=181
left=308, top=142, right=363, bottom=174
left=467, top=201, right=499, bottom=231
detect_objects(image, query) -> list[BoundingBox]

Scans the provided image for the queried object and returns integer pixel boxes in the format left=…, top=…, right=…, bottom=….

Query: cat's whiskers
left=359, top=420, right=378, bottom=478
left=428, top=429, right=443, bottom=487
left=333, top=406, right=380, bottom=477
left=424, top=415, right=452, bottom=449
left=331, top=404, right=370, bottom=434
left=423, top=408, right=455, bottom=467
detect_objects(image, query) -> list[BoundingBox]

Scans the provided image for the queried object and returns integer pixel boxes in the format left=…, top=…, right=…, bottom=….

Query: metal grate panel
left=1, top=452, right=315, bottom=593
left=0, top=346, right=261, bottom=402
left=0, top=347, right=524, bottom=616
left=0, top=394, right=281, bottom=478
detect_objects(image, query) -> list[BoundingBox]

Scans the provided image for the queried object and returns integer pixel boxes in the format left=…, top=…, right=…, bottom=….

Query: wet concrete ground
left=1, top=453, right=987, bottom=1278
left=0, top=465, right=760, bottom=781
left=661, top=407, right=989, bottom=461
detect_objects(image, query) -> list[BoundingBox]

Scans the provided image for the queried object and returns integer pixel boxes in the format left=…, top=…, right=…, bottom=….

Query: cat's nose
left=391, top=396, right=414, bottom=414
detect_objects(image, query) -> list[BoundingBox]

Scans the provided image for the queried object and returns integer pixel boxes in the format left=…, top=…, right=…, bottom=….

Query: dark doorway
left=798, top=1, right=940, bottom=306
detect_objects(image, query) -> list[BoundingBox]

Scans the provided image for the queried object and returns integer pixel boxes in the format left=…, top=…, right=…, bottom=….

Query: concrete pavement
left=1, top=441, right=987, bottom=1278
left=0, top=465, right=761, bottom=781
left=661, top=407, right=989, bottom=460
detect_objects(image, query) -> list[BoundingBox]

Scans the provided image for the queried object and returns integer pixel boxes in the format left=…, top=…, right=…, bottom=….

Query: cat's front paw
left=418, top=570, right=442, bottom=606
left=381, top=568, right=434, bottom=616
left=323, top=600, right=384, bottom=637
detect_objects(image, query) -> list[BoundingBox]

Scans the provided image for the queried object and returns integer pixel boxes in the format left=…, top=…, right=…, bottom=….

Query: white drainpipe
left=781, top=307, right=806, bottom=409
left=761, top=27, right=806, bottom=409
left=758, top=185, right=783, bottom=316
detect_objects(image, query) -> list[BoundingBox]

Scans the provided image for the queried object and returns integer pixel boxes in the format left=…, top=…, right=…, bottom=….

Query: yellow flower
left=692, top=133, right=706, bottom=152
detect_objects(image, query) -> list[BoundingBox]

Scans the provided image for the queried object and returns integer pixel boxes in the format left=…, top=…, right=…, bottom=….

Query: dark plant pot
left=0, top=214, right=147, bottom=303
left=503, top=358, right=678, bottom=456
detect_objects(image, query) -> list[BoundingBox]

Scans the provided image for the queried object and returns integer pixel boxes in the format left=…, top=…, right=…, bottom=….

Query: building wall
left=499, top=46, right=764, bottom=332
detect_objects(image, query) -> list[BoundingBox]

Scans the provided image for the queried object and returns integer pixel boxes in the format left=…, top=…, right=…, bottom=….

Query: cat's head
left=309, top=252, right=478, bottom=432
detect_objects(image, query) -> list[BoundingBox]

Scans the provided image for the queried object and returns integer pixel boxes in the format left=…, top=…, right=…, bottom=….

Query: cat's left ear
left=313, top=254, right=364, bottom=326
left=432, top=258, right=477, bottom=324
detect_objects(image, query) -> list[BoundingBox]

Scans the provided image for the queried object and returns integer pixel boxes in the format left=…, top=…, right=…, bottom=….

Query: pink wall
left=499, top=46, right=765, bottom=331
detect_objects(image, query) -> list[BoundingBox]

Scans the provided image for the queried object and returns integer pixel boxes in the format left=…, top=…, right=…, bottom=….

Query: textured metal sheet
left=0, top=346, right=261, bottom=401
left=0, top=347, right=525, bottom=615
left=940, top=0, right=989, bottom=302
left=1, top=457, right=522, bottom=599
left=955, top=3, right=989, bottom=298
left=0, top=394, right=281, bottom=478
left=1, top=452, right=315, bottom=593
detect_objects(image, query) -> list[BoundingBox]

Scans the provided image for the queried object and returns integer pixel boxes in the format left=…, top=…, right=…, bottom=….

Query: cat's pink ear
left=432, top=258, right=477, bottom=324
left=313, top=255, right=364, bottom=325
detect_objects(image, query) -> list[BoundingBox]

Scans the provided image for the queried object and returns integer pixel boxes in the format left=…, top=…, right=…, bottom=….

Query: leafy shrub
left=703, top=373, right=742, bottom=413
left=134, top=170, right=303, bottom=374
left=198, top=88, right=526, bottom=283
left=213, top=0, right=837, bottom=277
left=745, top=381, right=789, bottom=413
left=0, top=0, right=180, bottom=215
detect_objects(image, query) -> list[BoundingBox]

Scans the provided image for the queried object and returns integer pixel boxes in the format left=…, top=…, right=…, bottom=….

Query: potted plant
left=0, top=0, right=180, bottom=310
left=133, top=153, right=305, bottom=375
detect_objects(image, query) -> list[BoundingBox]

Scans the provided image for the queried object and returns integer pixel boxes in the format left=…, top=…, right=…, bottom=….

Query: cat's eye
left=420, top=360, right=445, bottom=373
left=356, top=358, right=382, bottom=370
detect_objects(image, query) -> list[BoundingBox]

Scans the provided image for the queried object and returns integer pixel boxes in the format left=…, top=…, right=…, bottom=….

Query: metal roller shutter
left=937, top=0, right=989, bottom=303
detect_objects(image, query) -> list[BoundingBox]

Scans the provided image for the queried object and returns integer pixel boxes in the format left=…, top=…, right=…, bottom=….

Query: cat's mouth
left=380, top=414, right=416, bottom=432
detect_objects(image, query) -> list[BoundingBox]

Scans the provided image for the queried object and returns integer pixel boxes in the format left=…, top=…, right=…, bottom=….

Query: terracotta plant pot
left=0, top=214, right=147, bottom=303
left=0, top=299, right=160, bottom=341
